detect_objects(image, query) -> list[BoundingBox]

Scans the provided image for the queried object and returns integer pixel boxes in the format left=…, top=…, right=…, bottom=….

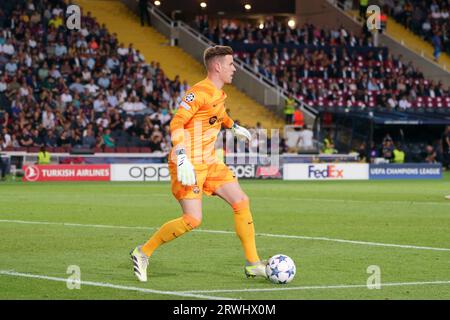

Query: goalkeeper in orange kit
left=130, top=46, right=267, bottom=282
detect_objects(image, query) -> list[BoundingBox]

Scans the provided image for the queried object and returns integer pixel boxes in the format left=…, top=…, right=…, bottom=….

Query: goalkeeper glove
left=176, top=148, right=196, bottom=186
left=231, top=123, right=251, bottom=141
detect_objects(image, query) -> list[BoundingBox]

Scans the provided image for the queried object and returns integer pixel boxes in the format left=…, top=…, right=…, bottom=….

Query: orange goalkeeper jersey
left=169, top=77, right=234, bottom=165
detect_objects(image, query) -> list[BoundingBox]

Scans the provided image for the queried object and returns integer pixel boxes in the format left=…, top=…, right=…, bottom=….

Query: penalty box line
left=1, top=219, right=450, bottom=252
left=0, top=270, right=235, bottom=300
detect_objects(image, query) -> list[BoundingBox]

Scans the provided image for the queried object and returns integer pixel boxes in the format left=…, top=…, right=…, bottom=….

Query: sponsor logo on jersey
left=209, top=116, right=218, bottom=125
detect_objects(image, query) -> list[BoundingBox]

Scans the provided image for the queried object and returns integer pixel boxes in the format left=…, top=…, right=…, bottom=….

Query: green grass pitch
left=0, top=174, right=449, bottom=300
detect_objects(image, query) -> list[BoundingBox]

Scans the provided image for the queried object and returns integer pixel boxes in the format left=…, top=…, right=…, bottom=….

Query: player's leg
left=131, top=199, right=202, bottom=282
left=213, top=181, right=267, bottom=278
left=131, top=163, right=206, bottom=282
left=141, top=199, right=202, bottom=257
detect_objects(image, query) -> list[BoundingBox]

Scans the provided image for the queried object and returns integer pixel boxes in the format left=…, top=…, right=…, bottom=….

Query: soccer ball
left=265, top=254, right=296, bottom=284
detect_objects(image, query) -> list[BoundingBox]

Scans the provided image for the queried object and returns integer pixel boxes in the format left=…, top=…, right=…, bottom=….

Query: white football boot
left=130, top=246, right=149, bottom=282
left=244, top=260, right=268, bottom=279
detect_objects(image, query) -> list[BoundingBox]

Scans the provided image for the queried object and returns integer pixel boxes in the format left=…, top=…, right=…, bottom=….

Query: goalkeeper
left=131, top=46, right=266, bottom=282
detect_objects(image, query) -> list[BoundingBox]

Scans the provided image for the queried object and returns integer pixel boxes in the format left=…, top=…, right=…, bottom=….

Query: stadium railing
left=121, top=0, right=318, bottom=125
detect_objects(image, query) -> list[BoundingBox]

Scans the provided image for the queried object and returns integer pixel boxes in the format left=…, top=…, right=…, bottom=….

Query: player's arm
left=169, top=91, right=202, bottom=186
left=222, top=112, right=234, bottom=129
left=170, top=91, right=203, bottom=151
left=223, top=112, right=251, bottom=141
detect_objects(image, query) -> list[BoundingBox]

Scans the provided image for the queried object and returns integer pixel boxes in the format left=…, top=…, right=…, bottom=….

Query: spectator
left=37, top=145, right=51, bottom=165
left=43, top=129, right=58, bottom=147
left=284, top=92, right=296, bottom=124
left=109, top=113, right=124, bottom=132
left=31, top=128, right=43, bottom=147
left=322, top=132, right=337, bottom=154
left=19, top=128, right=34, bottom=147
left=358, top=142, right=367, bottom=162
left=382, top=136, right=395, bottom=161
left=102, top=128, right=115, bottom=148
left=58, top=130, right=72, bottom=148
left=393, top=144, right=406, bottom=163
left=139, top=124, right=152, bottom=147
left=148, top=132, right=163, bottom=152
left=398, top=95, right=412, bottom=110
left=431, top=31, right=442, bottom=62
left=359, top=0, right=369, bottom=19
left=323, top=141, right=337, bottom=154
left=293, top=106, right=304, bottom=127
left=296, top=124, right=314, bottom=151
left=424, top=144, right=437, bottom=163
left=1, top=128, right=11, bottom=148
left=82, top=126, right=97, bottom=148
left=139, top=0, right=150, bottom=27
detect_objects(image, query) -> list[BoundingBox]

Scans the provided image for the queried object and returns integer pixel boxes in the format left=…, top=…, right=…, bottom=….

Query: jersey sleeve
left=169, top=89, right=204, bottom=150
left=222, top=111, right=234, bottom=129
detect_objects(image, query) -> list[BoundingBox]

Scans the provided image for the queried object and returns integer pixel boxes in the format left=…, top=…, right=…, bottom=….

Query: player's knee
left=183, top=214, right=202, bottom=229
left=241, top=194, right=250, bottom=203
left=231, top=194, right=250, bottom=213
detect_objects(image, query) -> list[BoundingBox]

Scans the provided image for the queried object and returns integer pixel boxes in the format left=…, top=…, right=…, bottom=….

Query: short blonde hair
left=203, top=45, right=233, bottom=69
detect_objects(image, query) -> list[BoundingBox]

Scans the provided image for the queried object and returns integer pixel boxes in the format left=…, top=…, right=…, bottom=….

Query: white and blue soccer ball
left=265, top=254, right=296, bottom=284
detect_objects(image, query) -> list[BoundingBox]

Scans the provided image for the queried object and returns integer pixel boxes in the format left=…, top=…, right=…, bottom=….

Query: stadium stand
left=0, top=0, right=448, bottom=162
left=345, top=0, right=450, bottom=71
left=192, top=15, right=450, bottom=116
left=383, top=0, right=450, bottom=56
left=0, top=0, right=191, bottom=153
left=76, top=0, right=285, bottom=131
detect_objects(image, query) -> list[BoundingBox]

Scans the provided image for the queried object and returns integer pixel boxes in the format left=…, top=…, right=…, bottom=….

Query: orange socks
left=232, top=199, right=260, bottom=263
left=141, top=214, right=201, bottom=257
left=141, top=202, right=259, bottom=263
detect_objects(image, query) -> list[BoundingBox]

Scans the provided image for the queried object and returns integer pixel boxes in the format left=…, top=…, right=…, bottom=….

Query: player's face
left=219, top=55, right=236, bottom=84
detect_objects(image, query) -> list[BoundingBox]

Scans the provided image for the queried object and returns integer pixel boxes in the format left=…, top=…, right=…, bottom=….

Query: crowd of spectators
left=0, top=0, right=191, bottom=153
left=382, top=0, right=450, bottom=60
left=0, top=1, right=447, bottom=161
left=365, top=132, right=448, bottom=164
left=192, top=15, right=450, bottom=117
left=194, top=15, right=374, bottom=47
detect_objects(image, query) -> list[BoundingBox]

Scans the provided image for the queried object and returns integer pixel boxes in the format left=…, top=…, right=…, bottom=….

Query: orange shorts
left=169, top=162, right=237, bottom=200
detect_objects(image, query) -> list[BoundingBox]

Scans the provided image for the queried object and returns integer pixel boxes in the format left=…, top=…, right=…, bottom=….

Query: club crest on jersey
left=185, top=93, right=195, bottom=103
left=193, top=186, right=200, bottom=194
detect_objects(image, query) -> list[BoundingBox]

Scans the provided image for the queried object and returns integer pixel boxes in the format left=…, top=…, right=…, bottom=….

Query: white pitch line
left=2, top=191, right=448, bottom=206
left=0, top=219, right=155, bottom=231
left=1, top=219, right=450, bottom=252
left=0, top=270, right=235, bottom=300
left=193, top=229, right=450, bottom=252
left=256, top=196, right=450, bottom=206
left=179, top=280, right=450, bottom=294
